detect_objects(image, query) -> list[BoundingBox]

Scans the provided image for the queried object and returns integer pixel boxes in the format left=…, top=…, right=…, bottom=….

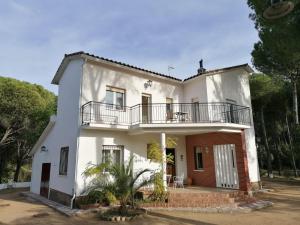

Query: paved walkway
left=21, top=192, right=79, bottom=216
left=22, top=191, right=273, bottom=216
left=146, top=200, right=273, bottom=213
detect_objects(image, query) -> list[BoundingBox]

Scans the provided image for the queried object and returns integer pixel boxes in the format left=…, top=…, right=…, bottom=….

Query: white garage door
left=213, top=144, right=239, bottom=189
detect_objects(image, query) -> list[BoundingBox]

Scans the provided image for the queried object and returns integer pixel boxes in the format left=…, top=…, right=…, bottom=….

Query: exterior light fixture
left=180, top=154, right=184, bottom=161
left=263, top=0, right=294, bottom=20
left=144, top=80, right=152, bottom=89
left=41, top=145, right=48, bottom=152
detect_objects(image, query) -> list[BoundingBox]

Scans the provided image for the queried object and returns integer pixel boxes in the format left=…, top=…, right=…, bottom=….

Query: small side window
left=59, top=147, right=69, bottom=175
left=194, top=146, right=203, bottom=170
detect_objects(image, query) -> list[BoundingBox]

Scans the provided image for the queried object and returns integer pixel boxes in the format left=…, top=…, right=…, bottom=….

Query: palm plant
left=83, top=156, right=154, bottom=215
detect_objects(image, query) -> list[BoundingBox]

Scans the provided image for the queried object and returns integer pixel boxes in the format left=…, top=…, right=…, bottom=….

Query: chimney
left=197, top=59, right=206, bottom=74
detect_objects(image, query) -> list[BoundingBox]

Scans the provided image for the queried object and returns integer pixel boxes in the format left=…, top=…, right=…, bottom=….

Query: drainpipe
left=70, top=193, right=76, bottom=209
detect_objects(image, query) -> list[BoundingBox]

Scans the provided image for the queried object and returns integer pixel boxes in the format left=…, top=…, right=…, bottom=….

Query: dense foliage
left=83, top=156, right=154, bottom=215
left=250, top=74, right=299, bottom=177
left=247, top=0, right=300, bottom=177
left=0, top=76, right=56, bottom=182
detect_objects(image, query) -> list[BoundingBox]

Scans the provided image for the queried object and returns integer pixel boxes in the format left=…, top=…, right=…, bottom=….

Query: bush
left=149, top=172, right=168, bottom=202
left=76, top=195, right=97, bottom=207
left=104, top=191, right=118, bottom=206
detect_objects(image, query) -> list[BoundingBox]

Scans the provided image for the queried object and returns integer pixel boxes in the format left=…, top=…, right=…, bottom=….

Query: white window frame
left=59, top=147, right=69, bottom=175
left=102, top=145, right=124, bottom=167
left=105, top=86, right=126, bottom=110
left=194, top=146, right=204, bottom=171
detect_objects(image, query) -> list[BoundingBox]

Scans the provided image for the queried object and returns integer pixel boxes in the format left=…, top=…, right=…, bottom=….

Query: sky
left=0, top=0, right=258, bottom=94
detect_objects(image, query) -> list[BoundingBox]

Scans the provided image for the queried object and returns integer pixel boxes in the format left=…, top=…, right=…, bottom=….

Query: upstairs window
left=194, top=146, right=203, bottom=170
left=105, top=86, right=125, bottom=110
left=102, top=145, right=124, bottom=166
left=59, top=147, right=69, bottom=175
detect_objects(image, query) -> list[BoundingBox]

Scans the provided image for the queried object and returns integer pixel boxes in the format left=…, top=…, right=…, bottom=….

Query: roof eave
left=183, top=64, right=254, bottom=82
left=51, top=52, right=182, bottom=85
left=51, top=53, right=84, bottom=85
left=29, top=115, right=56, bottom=156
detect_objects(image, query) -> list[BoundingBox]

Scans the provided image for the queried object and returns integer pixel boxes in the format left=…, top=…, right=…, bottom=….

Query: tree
left=0, top=76, right=56, bottom=182
left=250, top=73, right=281, bottom=177
left=247, top=0, right=300, bottom=124
left=250, top=73, right=299, bottom=177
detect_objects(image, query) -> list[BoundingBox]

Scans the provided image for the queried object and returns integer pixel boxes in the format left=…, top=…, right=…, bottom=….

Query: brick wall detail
left=185, top=131, right=250, bottom=191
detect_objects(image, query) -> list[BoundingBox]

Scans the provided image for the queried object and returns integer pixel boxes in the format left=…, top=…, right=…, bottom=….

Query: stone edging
left=145, top=200, right=274, bottom=213
left=20, top=192, right=273, bottom=217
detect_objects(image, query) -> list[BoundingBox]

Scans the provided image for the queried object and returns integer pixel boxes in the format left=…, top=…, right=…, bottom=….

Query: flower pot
left=187, top=177, right=193, bottom=186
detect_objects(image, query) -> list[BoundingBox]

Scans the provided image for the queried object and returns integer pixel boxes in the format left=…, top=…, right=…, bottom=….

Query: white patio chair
left=173, top=174, right=184, bottom=189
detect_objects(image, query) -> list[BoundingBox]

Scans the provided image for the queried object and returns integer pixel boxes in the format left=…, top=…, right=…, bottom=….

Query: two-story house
left=29, top=52, right=260, bottom=207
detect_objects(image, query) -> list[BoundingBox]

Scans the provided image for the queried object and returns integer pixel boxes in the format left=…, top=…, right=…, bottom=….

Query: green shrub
left=149, top=172, right=167, bottom=202
left=105, top=191, right=117, bottom=206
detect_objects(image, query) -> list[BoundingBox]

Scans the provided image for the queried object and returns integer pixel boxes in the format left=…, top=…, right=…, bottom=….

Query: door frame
left=166, top=148, right=176, bottom=182
left=213, top=144, right=239, bottom=189
left=166, top=97, right=174, bottom=121
left=141, top=93, right=152, bottom=123
left=191, top=98, right=200, bottom=122
left=40, top=163, right=51, bottom=198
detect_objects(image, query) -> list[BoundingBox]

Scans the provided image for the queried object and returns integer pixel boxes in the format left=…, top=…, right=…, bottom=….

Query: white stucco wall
left=31, top=59, right=84, bottom=195
left=203, top=70, right=259, bottom=183
left=75, top=130, right=187, bottom=194
left=183, top=75, right=208, bottom=103
left=81, top=61, right=184, bottom=106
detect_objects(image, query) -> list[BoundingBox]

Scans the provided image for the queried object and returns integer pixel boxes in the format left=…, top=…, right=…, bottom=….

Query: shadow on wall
left=82, top=62, right=181, bottom=105
left=209, top=69, right=250, bottom=106
left=79, top=130, right=162, bottom=192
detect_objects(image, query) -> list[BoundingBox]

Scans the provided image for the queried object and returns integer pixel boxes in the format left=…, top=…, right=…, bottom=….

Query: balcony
left=81, top=101, right=251, bottom=131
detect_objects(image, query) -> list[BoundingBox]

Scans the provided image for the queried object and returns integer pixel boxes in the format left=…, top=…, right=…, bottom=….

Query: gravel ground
left=0, top=179, right=300, bottom=225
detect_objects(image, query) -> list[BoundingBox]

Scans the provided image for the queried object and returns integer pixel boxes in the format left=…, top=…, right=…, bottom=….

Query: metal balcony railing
left=81, top=101, right=251, bottom=126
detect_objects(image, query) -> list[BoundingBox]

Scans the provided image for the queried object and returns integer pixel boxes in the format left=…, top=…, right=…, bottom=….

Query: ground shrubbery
left=81, top=156, right=159, bottom=216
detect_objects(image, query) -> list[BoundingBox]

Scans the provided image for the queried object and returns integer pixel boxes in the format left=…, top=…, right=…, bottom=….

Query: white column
left=160, top=132, right=167, bottom=190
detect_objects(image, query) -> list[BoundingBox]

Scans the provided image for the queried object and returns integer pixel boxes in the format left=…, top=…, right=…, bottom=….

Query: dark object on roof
left=184, top=64, right=253, bottom=82
left=197, top=59, right=206, bottom=75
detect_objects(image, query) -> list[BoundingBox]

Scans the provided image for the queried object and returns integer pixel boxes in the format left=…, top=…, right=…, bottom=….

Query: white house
left=30, top=52, right=260, bottom=207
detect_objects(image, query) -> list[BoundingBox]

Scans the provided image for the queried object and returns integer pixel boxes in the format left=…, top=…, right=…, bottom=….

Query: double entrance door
left=213, top=144, right=239, bottom=189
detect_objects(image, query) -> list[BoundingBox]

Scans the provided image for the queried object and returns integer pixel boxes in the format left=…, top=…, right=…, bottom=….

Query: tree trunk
left=285, top=113, right=299, bottom=177
left=275, top=142, right=282, bottom=176
left=292, top=80, right=299, bottom=125
left=261, top=107, right=273, bottom=178
left=13, top=160, right=22, bottom=182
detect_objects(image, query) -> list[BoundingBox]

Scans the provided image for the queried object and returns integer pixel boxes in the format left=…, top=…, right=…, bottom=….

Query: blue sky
left=0, top=0, right=258, bottom=93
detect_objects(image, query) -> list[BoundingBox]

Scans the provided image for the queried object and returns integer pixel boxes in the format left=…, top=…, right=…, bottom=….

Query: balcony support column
left=160, top=132, right=167, bottom=190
